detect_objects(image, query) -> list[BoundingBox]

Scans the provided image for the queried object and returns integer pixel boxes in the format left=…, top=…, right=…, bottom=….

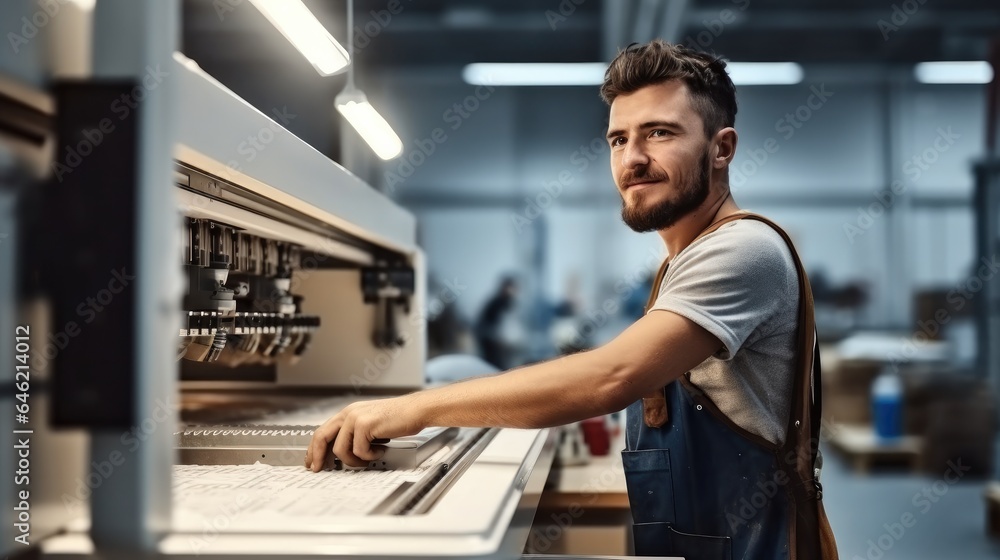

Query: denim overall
left=622, top=213, right=837, bottom=560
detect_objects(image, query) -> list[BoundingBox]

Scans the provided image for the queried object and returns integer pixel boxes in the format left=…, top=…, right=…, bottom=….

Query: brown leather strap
left=751, top=216, right=825, bottom=560
left=640, top=211, right=751, bottom=428
left=639, top=211, right=831, bottom=558
left=641, top=257, right=672, bottom=427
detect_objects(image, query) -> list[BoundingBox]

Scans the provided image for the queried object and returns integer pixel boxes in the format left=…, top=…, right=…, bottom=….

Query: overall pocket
left=632, top=522, right=733, bottom=560
left=624, top=448, right=732, bottom=559
left=621, top=448, right=676, bottom=524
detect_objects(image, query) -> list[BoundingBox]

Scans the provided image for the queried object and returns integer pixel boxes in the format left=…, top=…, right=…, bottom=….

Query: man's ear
left=712, top=127, right=738, bottom=168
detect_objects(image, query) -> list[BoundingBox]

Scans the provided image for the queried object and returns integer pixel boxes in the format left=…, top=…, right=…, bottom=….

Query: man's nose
left=620, top=140, right=650, bottom=170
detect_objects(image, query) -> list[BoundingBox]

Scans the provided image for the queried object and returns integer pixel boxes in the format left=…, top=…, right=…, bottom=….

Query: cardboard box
left=822, top=356, right=882, bottom=425
left=920, top=388, right=997, bottom=477
left=922, top=435, right=995, bottom=478
left=913, top=289, right=973, bottom=341
left=901, top=370, right=993, bottom=435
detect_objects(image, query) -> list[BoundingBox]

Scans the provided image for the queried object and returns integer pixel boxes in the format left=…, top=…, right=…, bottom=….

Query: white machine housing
left=0, top=2, right=555, bottom=559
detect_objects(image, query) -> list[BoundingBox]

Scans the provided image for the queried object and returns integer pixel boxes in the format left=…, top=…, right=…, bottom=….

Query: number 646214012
left=15, top=325, right=30, bottom=377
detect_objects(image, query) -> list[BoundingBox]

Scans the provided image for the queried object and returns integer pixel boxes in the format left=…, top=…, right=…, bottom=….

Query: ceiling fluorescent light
left=462, top=62, right=803, bottom=87
left=335, top=0, right=402, bottom=161
left=336, top=89, right=403, bottom=160
left=249, top=0, right=350, bottom=76
left=914, top=61, right=994, bottom=84
left=463, top=63, right=607, bottom=86
left=725, top=62, right=803, bottom=85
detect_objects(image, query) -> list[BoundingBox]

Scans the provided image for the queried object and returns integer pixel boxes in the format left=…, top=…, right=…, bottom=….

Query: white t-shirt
left=648, top=219, right=799, bottom=445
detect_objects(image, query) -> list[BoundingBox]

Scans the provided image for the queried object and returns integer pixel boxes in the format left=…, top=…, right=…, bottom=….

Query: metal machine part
left=175, top=425, right=463, bottom=472
left=171, top=427, right=502, bottom=520
left=0, top=18, right=558, bottom=554
left=362, top=266, right=416, bottom=349
left=180, top=216, right=321, bottom=366
left=175, top=164, right=422, bottom=372
left=375, top=427, right=496, bottom=516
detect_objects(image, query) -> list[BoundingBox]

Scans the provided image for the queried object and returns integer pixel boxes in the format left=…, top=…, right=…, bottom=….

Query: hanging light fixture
left=248, top=0, right=350, bottom=76
left=335, top=0, right=403, bottom=160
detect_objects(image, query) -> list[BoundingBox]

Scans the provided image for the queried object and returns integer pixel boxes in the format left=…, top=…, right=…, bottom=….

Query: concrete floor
left=821, top=445, right=1000, bottom=560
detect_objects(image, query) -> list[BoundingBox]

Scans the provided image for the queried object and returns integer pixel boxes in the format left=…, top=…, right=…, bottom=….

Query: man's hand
left=305, top=395, right=426, bottom=472
left=304, top=310, right=719, bottom=469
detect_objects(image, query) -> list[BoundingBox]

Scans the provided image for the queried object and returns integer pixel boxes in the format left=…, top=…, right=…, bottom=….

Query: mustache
left=619, top=169, right=668, bottom=188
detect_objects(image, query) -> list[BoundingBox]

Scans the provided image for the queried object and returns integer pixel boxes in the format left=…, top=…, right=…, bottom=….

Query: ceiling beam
left=601, top=0, right=632, bottom=60
left=681, top=9, right=1000, bottom=31
left=659, top=0, right=691, bottom=43
left=632, top=0, right=664, bottom=44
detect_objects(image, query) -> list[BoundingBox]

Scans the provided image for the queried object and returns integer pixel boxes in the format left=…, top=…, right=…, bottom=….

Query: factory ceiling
left=183, top=0, right=1000, bottom=69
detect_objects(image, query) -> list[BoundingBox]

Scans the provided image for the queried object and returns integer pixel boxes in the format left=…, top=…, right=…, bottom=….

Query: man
left=473, top=275, right=520, bottom=369
left=307, top=40, right=836, bottom=560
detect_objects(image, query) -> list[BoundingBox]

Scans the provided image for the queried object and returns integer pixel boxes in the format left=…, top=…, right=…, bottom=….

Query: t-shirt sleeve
left=648, top=222, right=795, bottom=360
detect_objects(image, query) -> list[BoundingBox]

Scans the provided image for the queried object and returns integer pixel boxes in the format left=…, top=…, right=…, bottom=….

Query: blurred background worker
left=474, top=275, right=522, bottom=369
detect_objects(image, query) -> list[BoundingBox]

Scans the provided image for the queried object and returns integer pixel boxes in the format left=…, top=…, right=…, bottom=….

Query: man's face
left=607, top=81, right=713, bottom=233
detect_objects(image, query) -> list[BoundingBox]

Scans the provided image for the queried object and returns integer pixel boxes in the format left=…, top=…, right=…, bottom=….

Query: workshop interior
left=1, top=0, right=1000, bottom=558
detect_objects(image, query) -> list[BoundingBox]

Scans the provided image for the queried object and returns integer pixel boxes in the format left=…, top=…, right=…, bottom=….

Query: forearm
left=408, top=310, right=721, bottom=431
left=412, top=349, right=632, bottom=430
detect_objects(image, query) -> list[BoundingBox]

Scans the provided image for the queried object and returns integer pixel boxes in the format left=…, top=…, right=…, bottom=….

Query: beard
left=620, top=151, right=712, bottom=233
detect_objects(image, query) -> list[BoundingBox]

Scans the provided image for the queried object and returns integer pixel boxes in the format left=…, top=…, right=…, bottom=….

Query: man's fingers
left=353, top=422, right=387, bottom=462
left=334, top=415, right=367, bottom=468
left=308, top=416, right=342, bottom=472
left=305, top=400, right=406, bottom=472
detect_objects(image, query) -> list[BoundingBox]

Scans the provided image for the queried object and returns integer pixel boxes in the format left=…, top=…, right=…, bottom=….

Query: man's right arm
left=416, top=308, right=723, bottom=429
left=307, top=309, right=721, bottom=469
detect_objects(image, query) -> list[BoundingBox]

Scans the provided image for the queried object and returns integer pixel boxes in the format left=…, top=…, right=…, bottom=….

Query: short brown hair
left=600, top=40, right=737, bottom=138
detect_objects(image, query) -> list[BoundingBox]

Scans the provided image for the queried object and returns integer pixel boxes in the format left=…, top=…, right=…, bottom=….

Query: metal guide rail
left=175, top=424, right=464, bottom=471
left=173, top=426, right=495, bottom=519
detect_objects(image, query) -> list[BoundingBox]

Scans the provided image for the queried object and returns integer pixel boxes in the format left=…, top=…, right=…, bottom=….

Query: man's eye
left=651, top=129, right=672, bottom=137
left=611, top=137, right=626, bottom=146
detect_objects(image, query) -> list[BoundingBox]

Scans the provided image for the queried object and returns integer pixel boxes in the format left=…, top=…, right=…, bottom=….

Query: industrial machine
left=0, top=1, right=555, bottom=558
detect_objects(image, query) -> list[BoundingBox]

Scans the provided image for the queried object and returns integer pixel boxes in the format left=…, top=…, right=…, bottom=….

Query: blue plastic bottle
left=872, top=369, right=903, bottom=439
